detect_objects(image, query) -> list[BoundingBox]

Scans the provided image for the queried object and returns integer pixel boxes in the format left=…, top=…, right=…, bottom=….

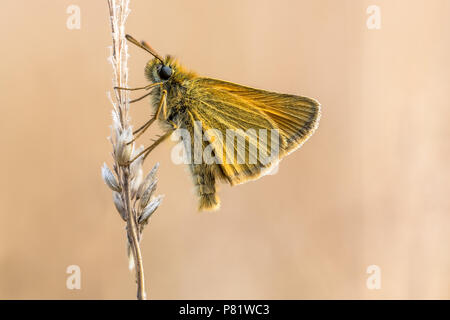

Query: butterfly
left=117, top=35, right=321, bottom=211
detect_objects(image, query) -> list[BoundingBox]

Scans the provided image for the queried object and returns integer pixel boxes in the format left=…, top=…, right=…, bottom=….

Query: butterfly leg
left=129, top=92, right=153, bottom=104
left=114, top=82, right=163, bottom=104
left=114, top=82, right=162, bottom=91
left=156, top=90, right=178, bottom=129
left=122, top=90, right=172, bottom=165
left=126, top=89, right=167, bottom=145
left=124, top=131, right=173, bottom=165
left=154, top=89, right=167, bottom=120
left=133, top=118, right=155, bottom=136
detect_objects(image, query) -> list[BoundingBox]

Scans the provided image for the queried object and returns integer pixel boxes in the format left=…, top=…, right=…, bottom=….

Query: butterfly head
left=145, top=56, right=176, bottom=83
left=125, top=34, right=195, bottom=85
left=145, top=55, right=197, bottom=84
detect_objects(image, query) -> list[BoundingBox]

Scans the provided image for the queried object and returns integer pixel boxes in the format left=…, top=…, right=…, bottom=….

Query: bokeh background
left=0, top=0, right=448, bottom=299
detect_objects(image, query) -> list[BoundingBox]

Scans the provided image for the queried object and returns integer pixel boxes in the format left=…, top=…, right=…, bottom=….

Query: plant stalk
left=123, top=167, right=146, bottom=300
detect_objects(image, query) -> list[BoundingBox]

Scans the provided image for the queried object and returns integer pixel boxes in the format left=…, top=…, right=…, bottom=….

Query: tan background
left=0, top=0, right=448, bottom=299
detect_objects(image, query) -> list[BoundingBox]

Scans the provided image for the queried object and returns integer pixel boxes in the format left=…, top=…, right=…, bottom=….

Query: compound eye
left=159, top=65, right=172, bottom=80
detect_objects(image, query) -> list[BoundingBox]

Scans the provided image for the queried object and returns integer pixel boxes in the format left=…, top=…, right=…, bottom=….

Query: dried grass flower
left=102, top=0, right=163, bottom=300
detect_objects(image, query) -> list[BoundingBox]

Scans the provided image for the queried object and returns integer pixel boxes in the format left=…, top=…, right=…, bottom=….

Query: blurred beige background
left=0, top=0, right=448, bottom=299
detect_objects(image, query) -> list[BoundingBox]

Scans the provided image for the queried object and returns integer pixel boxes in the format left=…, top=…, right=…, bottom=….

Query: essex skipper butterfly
left=117, top=35, right=321, bottom=211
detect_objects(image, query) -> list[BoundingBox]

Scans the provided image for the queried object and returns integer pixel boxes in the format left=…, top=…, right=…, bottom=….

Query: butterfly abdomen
left=190, top=163, right=220, bottom=211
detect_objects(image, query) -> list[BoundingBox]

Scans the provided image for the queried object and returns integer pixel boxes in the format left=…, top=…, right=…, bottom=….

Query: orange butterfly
left=117, top=35, right=321, bottom=211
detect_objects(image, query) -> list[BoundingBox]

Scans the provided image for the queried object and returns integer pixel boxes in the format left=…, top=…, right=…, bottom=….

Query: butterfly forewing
left=185, top=78, right=320, bottom=186
left=194, top=78, right=321, bottom=153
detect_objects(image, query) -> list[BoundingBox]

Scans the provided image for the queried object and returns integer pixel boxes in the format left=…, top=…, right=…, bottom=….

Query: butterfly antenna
left=125, top=34, right=165, bottom=64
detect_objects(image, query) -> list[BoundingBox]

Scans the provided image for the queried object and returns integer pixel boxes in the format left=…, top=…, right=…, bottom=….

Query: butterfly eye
left=158, top=65, right=172, bottom=80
